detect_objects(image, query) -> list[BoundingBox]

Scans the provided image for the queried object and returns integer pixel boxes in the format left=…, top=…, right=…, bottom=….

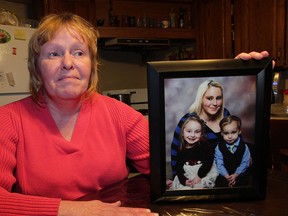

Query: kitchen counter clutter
left=270, top=103, right=288, bottom=120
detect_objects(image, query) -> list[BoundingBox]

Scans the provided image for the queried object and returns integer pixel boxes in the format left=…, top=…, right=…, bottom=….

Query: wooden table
left=78, top=169, right=288, bottom=215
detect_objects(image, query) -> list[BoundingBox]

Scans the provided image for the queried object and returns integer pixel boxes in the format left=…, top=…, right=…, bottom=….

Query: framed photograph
left=147, top=58, right=273, bottom=202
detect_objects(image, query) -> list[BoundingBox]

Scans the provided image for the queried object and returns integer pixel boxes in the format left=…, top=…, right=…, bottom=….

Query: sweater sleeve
left=101, top=96, right=150, bottom=175
left=124, top=107, right=150, bottom=175
left=0, top=105, right=61, bottom=216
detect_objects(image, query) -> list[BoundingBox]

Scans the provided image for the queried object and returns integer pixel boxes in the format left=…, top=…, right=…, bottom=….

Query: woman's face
left=38, top=27, right=91, bottom=102
left=183, top=120, right=202, bottom=145
left=201, top=86, right=223, bottom=117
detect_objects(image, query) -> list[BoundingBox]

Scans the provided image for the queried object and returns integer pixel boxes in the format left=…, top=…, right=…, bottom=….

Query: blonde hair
left=28, top=12, right=99, bottom=104
left=188, top=80, right=224, bottom=122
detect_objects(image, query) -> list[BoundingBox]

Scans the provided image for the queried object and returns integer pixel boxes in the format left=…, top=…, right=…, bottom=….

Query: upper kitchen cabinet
left=233, top=0, right=286, bottom=67
left=94, top=0, right=196, bottom=40
left=44, top=0, right=96, bottom=23
left=194, top=0, right=233, bottom=59
left=195, top=0, right=287, bottom=65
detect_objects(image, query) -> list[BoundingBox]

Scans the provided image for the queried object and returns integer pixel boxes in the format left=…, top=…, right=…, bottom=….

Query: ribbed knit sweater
left=0, top=93, right=150, bottom=215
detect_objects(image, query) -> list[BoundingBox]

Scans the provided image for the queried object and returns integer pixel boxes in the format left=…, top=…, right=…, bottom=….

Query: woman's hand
left=235, top=50, right=275, bottom=69
left=59, top=200, right=158, bottom=216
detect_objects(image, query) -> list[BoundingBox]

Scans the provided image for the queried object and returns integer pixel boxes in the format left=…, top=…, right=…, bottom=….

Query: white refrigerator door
left=0, top=24, right=35, bottom=94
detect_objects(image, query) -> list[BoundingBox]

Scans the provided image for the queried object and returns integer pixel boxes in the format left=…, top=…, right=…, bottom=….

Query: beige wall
left=98, top=50, right=148, bottom=92
left=97, top=47, right=174, bottom=92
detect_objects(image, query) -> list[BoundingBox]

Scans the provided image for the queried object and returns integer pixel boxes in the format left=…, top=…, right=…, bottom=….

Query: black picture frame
left=147, top=58, right=273, bottom=203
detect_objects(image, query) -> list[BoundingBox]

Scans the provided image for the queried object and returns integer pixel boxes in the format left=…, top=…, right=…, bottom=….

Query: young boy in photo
left=214, top=115, right=252, bottom=187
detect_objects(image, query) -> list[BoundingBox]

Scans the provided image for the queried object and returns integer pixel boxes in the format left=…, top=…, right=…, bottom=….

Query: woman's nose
left=62, top=53, right=74, bottom=70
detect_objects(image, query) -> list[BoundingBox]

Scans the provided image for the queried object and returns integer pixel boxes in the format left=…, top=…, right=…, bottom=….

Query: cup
left=161, top=20, right=169, bottom=28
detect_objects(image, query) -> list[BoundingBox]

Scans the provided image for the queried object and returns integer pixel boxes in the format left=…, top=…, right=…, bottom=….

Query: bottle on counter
left=169, top=9, right=176, bottom=28
left=178, top=7, right=185, bottom=28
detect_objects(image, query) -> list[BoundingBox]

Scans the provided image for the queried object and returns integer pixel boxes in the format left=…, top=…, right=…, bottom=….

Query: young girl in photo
left=170, top=115, right=218, bottom=190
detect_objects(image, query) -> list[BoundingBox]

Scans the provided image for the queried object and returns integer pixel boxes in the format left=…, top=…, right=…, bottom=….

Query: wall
left=98, top=50, right=147, bottom=92
left=97, top=46, right=177, bottom=92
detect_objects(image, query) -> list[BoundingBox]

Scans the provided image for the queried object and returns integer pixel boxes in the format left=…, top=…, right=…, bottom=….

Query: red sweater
left=0, top=93, right=150, bottom=215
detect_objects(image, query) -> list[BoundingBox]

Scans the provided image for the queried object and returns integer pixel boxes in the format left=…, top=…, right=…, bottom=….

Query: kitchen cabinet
left=43, top=0, right=96, bottom=24
left=38, top=0, right=196, bottom=40
left=233, top=0, right=286, bottom=67
left=41, top=0, right=197, bottom=56
left=5, top=0, right=288, bottom=61
left=195, top=0, right=287, bottom=65
left=97, top=27, right=194, bottom=39
left=94, top=0, right=196, bottom=40
left=195, top=0, right=233, bottom=59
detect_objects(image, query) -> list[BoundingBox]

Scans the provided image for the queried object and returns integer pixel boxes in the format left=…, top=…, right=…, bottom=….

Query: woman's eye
left=74, top=51, right=84, bottom=56
left=48, top=52, right=59, bottom=57
left=216, top=96, right=222, bottom=100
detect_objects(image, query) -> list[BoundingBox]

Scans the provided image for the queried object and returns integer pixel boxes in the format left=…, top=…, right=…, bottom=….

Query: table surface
left=78, top=169, right=288, bottom=216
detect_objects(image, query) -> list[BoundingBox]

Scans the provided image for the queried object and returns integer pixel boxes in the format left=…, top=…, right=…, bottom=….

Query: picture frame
left=147, top=58, right=273, bottom=202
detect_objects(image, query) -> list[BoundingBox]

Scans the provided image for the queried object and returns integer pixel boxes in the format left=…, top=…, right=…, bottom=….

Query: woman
left=0, top=11, right=272, bottom=215
left=0, top=13, right=154, bottom=216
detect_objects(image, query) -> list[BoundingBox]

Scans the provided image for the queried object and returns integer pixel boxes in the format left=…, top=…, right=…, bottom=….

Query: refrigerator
left=0, top=24, right=35, bottom=106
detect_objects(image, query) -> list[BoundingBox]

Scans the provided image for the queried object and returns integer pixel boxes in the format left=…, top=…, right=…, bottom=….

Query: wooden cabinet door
left=195, top=0, right=232, bottom=59
left=234, top=0, right=286, bottom=67
left=44, top=0, right=96, bottom=24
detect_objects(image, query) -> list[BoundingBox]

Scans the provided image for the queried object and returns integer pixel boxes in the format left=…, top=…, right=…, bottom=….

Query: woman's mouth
left=58, top=75, right=79, bottom=81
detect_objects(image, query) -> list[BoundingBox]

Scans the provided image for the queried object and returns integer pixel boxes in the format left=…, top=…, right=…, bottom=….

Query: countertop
left=78, top=169, right=288, bottom=216
left=270, top=104, right=288, bottom=120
